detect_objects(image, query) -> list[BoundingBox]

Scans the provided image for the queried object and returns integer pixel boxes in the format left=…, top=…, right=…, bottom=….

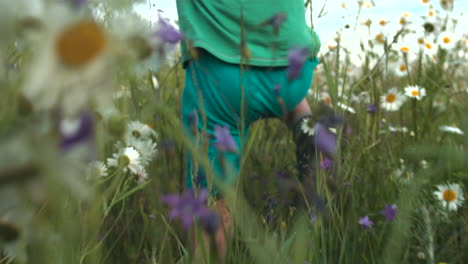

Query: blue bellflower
left=60, top=112, right=93, bottom=151
left=380, top=204, right=398, bottom=222
left=314, top=123, right=337, bottom=156
left=287, top=47, right=309, bottom=81
left=261, top=12, right=287, bottom=35
left=214, top=124, right=238, bottom=153
left=359, top=216, right=373, bottom=229
left=161, top=189, right=211, bottom=230
left=72, top=0, right=87, bottom=8
left=156, top=15, right=184, bottom=44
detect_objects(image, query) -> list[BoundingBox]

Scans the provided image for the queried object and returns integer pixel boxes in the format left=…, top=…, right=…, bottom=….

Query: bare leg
left=284, top=98, right=312, bottom=126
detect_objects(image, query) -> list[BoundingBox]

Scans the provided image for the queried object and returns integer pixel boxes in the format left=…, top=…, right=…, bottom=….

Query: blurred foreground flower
left=380, top=204, right=398, bottom=222
left=59, top=112, right=93, bottom=151
left=287, top=47, right=309, bottom=81
left=214, top=125, right=238, bottom=153
left=161, top=189, right=212, bottom=230
left=156, top=14, right=184, bottom=44
left=260, top=12, right=287, bottom=35
left=404, top=85, right=426, bottom=100
left=434, top=183, right=464, bottom=211
left=439, top=125, right=464, bottom=135
left=56, top=20, right=107, bottom=66
left=314, top=123, right=337, bottom=156
left=359, top=216, right=373, bottom=229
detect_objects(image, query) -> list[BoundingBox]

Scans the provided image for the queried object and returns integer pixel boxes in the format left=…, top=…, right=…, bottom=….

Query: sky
left=134, top=0, right=467, bottom=62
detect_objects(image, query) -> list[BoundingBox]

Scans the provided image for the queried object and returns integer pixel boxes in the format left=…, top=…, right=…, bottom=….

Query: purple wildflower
left=287, top=47, right=309, bottom=81
left=314, top=123, right=337, bottom=156
left=72, top=0, right=87, bottom=8
left=161, top=189, right=211, bottom=230
left=380, top=204, right=398, bottom=222
left=366, top=104, right=378, bottom=113
left=59, top=112, right=93, bottom=151
left=156, top=15, right=184, bottom=44
left=320, top=157, right=333, bottom=170
left=273, top=83, right=282, bottom=97
left=262, top=12, right=287, bottom=35
left=311, top=212, right=318, bottom=223
left=359, top=216, right=373, bottom=229
left=214, top=124, right=238, bottom=153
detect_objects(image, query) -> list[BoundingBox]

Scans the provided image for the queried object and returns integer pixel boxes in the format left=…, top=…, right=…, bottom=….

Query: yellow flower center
left=418, top=38, right=425, bottom=45
left=422, top=0, right=429, bottom=3
left=400, top=46, right=410, bottom=52
left=376, top=33, right=385, bottom=43
left=443, top=189, right=456, bottom=202
left=443, top=37, right=451, bottom=44
left=399, top=65, right=407, bottom=71
left=425, top=43, right=432, bottom=49
left=386, top=94, right=396, bottom=103
left=56, top=20, right=107, bottom=66
left=428, top=10, right=435, bottom=16
left=399, top=18, right=406, bottom=25
left=379, top=20, right=387, bottom=26
left=118, top=155, right=131, bottom=167
left=411, top=90, right=419, bottom=96
left=132, top=130, right=141, bottom=138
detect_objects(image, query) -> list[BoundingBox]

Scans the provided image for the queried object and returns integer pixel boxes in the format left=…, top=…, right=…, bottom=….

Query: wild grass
left=0, top=1, right=467, bottom=264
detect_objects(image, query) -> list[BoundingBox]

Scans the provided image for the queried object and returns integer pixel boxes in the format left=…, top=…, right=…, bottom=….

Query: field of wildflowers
left=0, top=0, right=466, bottom=263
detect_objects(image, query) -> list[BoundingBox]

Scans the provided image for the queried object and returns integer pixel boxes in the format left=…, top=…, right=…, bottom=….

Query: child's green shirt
left=176, top=0, right=321, bottom=67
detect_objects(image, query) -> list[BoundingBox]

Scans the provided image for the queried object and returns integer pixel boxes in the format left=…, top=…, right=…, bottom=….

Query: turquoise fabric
left=181, top=50, right=319, bottom=193
left=176, top=0, right=321, bottom=67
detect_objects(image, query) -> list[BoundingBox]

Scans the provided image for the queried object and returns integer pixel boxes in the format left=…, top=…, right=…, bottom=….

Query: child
left=176, top=0, right=331, bottom=259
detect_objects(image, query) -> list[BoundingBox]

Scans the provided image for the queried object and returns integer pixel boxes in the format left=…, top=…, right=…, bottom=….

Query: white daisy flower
left=114, top=84, right=131, bottom=99
left=130, top=139, right=158, bottom=166
left=107, top=146, right=144, bottom=176
left=404, top=85, right=427, bottom=100
left=420, top=160, right=429, bottom=169
left=440, top=0, right=454, bottom=11
left=319, top=92, right=333, bottom=106
left=434, top=183, right=464, bottom=211
left=301, top=118, right=315, bottom=136
left=87, top=161, right=108, bottom=179
left=375, top=33, right=387, bottom=44
left=394, top=165, right=414, bottom=184
left=151, top=75, right=159, bottom=90
left=395, top=62, right=410, bottom=77
left=398, top=43, right=411, bottom=53
left=438, top=32, right=457, bottom=50
left=389, top=125, right=409, bottom=133
left=439, top=125, right=464, bottom=135
left=337, top=102, right=356, bottom=114
left=422, top=40, right=438, bottom=57
left=134, top=166, right=149, bottom=183
left=125, top=121, right=157, bottom=142
left=380, top=88, right=406, bottom=111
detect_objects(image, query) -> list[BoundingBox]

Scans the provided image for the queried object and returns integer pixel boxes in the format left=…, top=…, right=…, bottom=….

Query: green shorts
left=181, top=50, right=319, bottom=193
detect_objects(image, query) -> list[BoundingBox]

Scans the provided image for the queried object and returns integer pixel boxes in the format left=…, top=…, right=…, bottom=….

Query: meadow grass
left=0, top=1, right=467, bottom=264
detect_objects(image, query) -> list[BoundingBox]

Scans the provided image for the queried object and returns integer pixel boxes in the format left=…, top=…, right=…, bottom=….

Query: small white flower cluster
left=87, top=121, right=158, bottom=183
